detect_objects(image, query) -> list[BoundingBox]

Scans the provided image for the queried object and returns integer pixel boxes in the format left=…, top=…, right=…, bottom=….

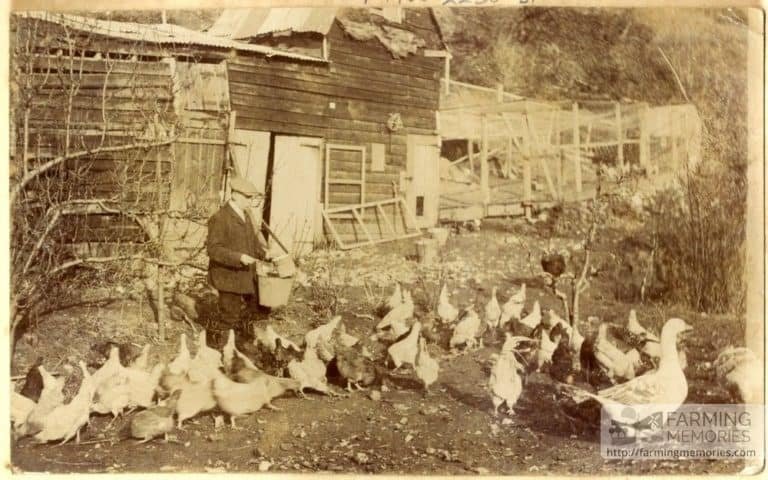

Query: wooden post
left=480, top=114, right=490, bottom=207
left=572, top=102, right=582, bottom=196
left=523, top=134, right=532, bottom=209
left=467, top=138, right=475, bottom=175
left=639, top=103, right=650, bottom=171
left=506, top=135, right=514, bottom=179
left=615, top=102, right=624, bottom=170
left=496, top=83, right=504, bottom=103
left=444, top=56, right=451, bottom=95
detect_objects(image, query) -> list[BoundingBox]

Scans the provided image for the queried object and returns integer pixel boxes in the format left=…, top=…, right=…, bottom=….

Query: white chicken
left=414, top=336, right=439, bottom=392
left=187, top=330, right=224, bottom=384
left=489, top=334, right=527, bottom=415
left=254, top=324, right=302, bottom=353
left=161, top=333, right=192, bottom=393
left=125, top=362, right=165, bottom=410
left=437, top=284, right=459, bottom=324
left=450, top=308, right=482, bottom=351
left=377, top=290, right=414, bottom=331
left=517, top=300, right=542, bottom=333
left=305, top=315, right=342, bottom=363
left=627, top=309, right=659, bottom=341
left=129, top=344, right=151, bottom=371
left=388, top=321, right=422, bottom=370
left=594, top=323, right=642, bottom=382
left=21, top=366, right=65, bottom=437
left=288, top=347, right=331, bottom=396
left=222, top=329, right=237, bottom=375
left=714, top=346, right=761, bottom=403
left=91, top=347, right=132, bottom=424
left=499, top=284, right=526, bottom=330
left=34, top=361, right=94, bottom=444
left=386, top=282, right=404, bottom=311
left=536, top=326, right=559, bottom=371
left=484, top=287, right=502, bottom=330
left=11, top=391, right=36, bottom=433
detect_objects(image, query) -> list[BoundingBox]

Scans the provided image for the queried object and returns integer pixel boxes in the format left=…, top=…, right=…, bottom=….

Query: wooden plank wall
left=227, top=11, right=442, bottom=243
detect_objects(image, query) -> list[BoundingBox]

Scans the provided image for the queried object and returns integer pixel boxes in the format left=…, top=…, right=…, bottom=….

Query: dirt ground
left=10, top=217, right=748, bottom=474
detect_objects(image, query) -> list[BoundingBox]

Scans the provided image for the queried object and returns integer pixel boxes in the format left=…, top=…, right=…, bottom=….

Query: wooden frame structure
left=321, top=197, right=421, bottom=250
left=439, top=94, right=701, bottom=222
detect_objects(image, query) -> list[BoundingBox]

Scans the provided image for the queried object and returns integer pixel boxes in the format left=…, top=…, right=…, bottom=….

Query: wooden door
left=230, top=129, right=270, bottom=221
left=406, top=135, right=441, bottom=228
left=269, top=135, right=323, bottom=256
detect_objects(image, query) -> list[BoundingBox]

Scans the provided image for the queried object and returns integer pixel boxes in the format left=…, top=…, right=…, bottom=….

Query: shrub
left=647, top=160, right=746, bottom=313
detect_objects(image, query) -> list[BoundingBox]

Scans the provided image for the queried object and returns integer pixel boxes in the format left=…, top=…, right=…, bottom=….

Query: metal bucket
left=257, top=274, right=294, bottom=308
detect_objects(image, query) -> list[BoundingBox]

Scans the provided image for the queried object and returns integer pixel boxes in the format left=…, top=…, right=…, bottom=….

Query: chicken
left=335, top=341, right=380, bottom=391
left=437, top=284, right=459, bottom=324
left=131, top=390, right=181, bottom=443
left=254, top=324, right=302, bottom=353
left=560, top=318, right=693, bottom=423
left=273, top=338, right=303, bottom=376
left=161, top=333, right=191, bottom=393
left=489, top=334, right=527, bottom=415
left=499, top=285, right=526, bottom=330
left=90, top=341, right=142, bottom=368
left=450, top=308, right=482, bottom=351
left=20, top=356, right=44, bottom=402
left=515, top=300, right=541, bottom=336
left=414, top=337, right=439, bottom=393
left=91, top=348, right=132, bottom=424
left=20, top=365, right=65, bottom=437
left=536, top=324, right=561, bottom=371
left=484, top=287, right=502, bottom=330
left=125, top=363, right=165, bottom=410
left=305, top=315, right=342, bottom=362
left=34, top=361, right=94, bottom=444
left=222, top=329, right=237, bottom=375
left=187, top=330, right=224, bottom=384
left=129, top=344, right=151, bottom=371
left=386, top=282, right=404, bottom=311
left=196, top=330, right=224, bottom=369
left=714, top=346, right=761, bottom=403
left=569, top=320, right=586, bottom=356
left=213, top=374, right=300, bottom=428
left=388, top=321, right=422, bottom=370
left=594, top=323, right=642, bottom=382
left=288, top=347, right=331, bottom=396
left=627, top=309, right=659, bottom=342
left=337, top=323, right=360, bottom=348
left=377, top=291, right=414, bottom=331
left=175, top=377, right=219, bottom=429
left=11, top=391, right=36, bottom=432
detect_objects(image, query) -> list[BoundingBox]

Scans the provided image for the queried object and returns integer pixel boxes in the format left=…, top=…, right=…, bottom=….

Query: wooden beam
left=480, top=114, right=490, bottom=206
left=572, top=102, right=582, bottom=195
left=639, top=103, right=650, bottom=169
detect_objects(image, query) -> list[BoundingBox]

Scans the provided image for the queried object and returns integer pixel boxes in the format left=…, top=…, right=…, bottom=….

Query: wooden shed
left=209, top=7, right=448, bottom=253
left=13, top=8, right=448, bottom=259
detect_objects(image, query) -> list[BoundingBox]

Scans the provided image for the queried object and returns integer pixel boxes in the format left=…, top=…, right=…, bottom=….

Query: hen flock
left=11, top=282, right=759, bottom=445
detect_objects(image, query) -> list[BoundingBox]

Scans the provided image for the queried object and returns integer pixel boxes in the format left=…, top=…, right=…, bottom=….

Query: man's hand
left=265, top=248, right=284, bottom=261
left=240, top=254, right=257, bottom=266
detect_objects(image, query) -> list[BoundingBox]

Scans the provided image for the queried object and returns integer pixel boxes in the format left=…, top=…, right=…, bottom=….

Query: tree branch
left=657, top=46, right=690, bottom=103
left=10, top=138, right=177, bottom=205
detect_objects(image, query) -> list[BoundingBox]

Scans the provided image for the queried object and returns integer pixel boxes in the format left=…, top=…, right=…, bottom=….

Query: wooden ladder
left=321, top=197, right=422, bottom=250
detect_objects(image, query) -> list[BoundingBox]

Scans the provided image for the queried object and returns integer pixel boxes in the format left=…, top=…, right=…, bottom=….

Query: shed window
left=371, top=143, right=386, bottom=172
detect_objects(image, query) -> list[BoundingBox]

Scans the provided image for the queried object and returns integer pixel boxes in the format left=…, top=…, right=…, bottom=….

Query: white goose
left=563, top=318, right=692, bottom=421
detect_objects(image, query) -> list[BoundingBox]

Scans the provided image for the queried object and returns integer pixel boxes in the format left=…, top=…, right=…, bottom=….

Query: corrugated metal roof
left=18, top=11, right=326, bottom=63
left=208, top=7, right=337, bottom=39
